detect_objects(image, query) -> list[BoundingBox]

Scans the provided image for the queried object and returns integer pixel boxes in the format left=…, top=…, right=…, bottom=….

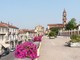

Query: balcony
left=5, top=39, right=10, bottom=44
left=0, top=32, right=6, bottom=35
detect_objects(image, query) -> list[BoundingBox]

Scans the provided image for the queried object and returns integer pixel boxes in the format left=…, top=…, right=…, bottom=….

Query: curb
left=35, top=42, right=42, bottom=60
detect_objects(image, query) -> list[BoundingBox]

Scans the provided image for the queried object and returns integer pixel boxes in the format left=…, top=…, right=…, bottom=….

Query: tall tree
left=65, top=18, right=77, bottom=30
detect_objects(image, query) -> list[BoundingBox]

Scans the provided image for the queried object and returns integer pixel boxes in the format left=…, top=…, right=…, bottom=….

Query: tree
left=65, top=18, right=77, bottom=30
left=50, top=27, right=60, bottom=35
left=48, top=27, right=60, bottom=39
left=48, top=31, right=56, bottom=37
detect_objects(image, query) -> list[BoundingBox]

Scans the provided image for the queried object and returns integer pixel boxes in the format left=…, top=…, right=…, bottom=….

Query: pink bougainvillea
left=15, top=42, right=38, bottom=60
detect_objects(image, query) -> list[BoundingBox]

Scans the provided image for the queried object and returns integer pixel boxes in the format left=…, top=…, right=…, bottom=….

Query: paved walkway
left=38, top=36, right=80, bottom=60
left=0, top=52, right=14, bottom=60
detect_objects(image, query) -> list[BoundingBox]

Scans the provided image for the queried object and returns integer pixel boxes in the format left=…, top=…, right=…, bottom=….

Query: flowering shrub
left=15, top=42, right=38, bottom=60
left=70, top=35, right=80, bottom=43
left=33, top=35, right=43, bottom=42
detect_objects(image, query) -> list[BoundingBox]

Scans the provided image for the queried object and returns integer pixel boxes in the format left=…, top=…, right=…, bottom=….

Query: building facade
left=19, top=29, right=36, bottom=43
left=63, top=9, right=67, bottom=26
left=0, top=22, right=19, bottom=54
left=8, top=25, right=19, bottom=49
left=35, top=25, right=44, bottom=36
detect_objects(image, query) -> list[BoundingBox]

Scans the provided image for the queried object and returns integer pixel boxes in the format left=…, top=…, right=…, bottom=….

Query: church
left=47, top=9, right=67, bottom=30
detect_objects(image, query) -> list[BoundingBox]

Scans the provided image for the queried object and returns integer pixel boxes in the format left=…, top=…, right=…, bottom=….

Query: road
left=38, top=36, right=80, bottom=60
left=0, top=52, right=15, bottom=60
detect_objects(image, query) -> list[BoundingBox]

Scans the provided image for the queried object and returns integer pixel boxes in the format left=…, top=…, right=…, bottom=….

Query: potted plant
left=33, top=36, right=42, bottom=49
left=69, top=35, right=80, bottom=47
left=48, top=31, right=57, bottom=39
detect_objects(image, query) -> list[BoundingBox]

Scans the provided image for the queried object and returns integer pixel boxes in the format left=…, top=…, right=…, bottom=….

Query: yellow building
left=35, top=25, right=44, bottom=36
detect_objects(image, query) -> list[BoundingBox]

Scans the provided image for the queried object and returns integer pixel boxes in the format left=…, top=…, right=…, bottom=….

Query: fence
left=59, top=30, right=80, bottom=36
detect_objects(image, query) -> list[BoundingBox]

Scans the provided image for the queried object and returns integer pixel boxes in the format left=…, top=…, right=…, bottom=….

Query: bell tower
left=63, top=9, right=67, bottom=26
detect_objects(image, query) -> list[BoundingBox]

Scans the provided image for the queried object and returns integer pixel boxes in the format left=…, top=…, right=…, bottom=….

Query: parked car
left=10, top=48, right=15, bottom=52
left=1, top=48, right=10, bottom=56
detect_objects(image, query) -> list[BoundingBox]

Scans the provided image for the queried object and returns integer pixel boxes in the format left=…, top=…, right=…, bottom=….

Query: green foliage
left=70, top=35, right=80, bottom=43
left=65, top=18, right=77, bottom=30
left=48, top=28, right=60, bottom=38
left=50, top=27, right=60, bottom=35
left=48, top=31, right=56, bottom=37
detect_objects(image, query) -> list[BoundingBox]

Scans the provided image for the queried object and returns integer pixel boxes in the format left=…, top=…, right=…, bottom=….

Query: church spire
left=63, top=9, right=67, bottom=26
left=63, top=9, right=66, bottom=13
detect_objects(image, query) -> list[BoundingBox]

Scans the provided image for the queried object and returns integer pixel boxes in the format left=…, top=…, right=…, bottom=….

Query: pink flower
left=15, top=42, right=38, bottom=59
left=33, top=35, right=43, bottom=42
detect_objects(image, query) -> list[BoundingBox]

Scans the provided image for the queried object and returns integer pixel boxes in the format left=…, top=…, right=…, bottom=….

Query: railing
left=59, top=30, right=80, bottom=36
left=0, top=32, right=7, bottom=35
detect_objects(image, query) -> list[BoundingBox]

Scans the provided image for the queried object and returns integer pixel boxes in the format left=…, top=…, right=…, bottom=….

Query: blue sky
left=0, top=0, right=80, bottom=29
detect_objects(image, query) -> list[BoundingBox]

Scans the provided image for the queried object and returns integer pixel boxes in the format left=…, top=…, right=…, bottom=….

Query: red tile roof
left=9, top=25, right=19, bottom=29
left=30, top=29, right=36, bottom=33
left=0, top=22, right=8, bottom=27
left=19, top=29, right=35, bottom=34
left=48, top=24, right=64, bottom=28
left=0, top=22, right=19, bottom=29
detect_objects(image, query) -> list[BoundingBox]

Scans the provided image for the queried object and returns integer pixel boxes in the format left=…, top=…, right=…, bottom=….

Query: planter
left=33, top=42, right=40, bottom=49
left=33, top=42, right=41, bottom=56
left=49, top=36, right=55, bottom=39
left=37, top=42, right=41, bottom=56
left=70, top=42, right=80, bottom=47
left=15, top=42, right=38, bottom=60
left=14, top=58, right=31, bottom=60
left=14, top=42, right=41, bottom=60
left=14, top=58, right=37, bottom=60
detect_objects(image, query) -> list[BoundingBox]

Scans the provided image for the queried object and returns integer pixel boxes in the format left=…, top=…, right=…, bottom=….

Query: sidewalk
left=38, top=36, right=80, bottom=60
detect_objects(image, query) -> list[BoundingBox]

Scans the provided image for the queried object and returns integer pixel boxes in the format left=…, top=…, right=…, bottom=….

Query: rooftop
left=0, top=22, right=19, bottom=29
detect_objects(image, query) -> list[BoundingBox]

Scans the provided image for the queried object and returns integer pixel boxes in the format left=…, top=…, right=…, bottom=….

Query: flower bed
left=33, top=35, right=43, bottom=42
left=15, top=42, right=38, bottom=60
left=14, top=58, right=31, bottom=60
left=33, top=35, right=43, bottom=57
left=15, top=35, right=43, bottom=60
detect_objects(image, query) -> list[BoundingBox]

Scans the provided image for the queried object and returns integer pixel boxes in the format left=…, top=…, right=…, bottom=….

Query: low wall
left=59, top=30, right=80, bottom=36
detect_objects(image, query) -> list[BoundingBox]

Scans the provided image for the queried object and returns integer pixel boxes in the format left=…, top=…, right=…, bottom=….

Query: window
left=4, top=28, right=7, bottom=32
left=0, top=36, right=1, bottom=40
left=0, top=28, right=1, bottom=32
left=2, top=28, right=4, bottom=32
left=2, top=35, right=4, bottom=40
left=0, top=35, right=4, bottom=40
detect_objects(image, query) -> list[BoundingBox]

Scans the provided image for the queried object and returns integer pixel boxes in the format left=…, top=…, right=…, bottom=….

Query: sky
left=0, top=0, right=80, bottom=29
